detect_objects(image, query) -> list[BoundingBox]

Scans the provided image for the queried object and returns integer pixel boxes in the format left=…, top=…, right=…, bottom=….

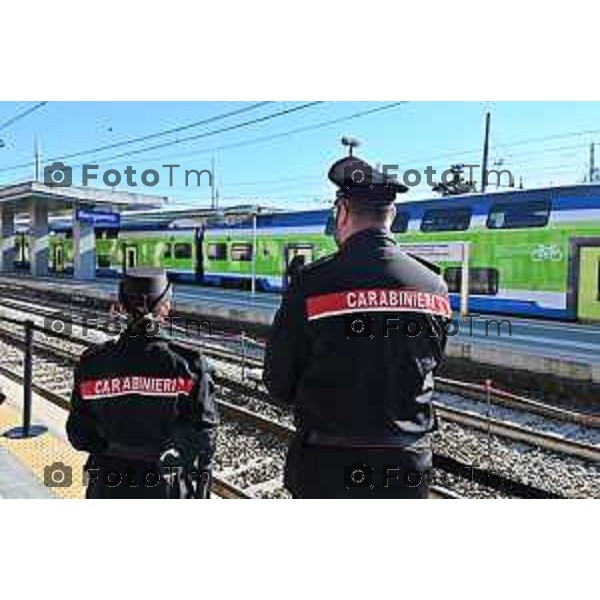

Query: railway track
left=0, top=327, right=459, bottom=499
left=1, top=304, right=598, bottom=497
left=0, top=317, right=272, bottom=498
left=2, top=293, right=599, bottom=426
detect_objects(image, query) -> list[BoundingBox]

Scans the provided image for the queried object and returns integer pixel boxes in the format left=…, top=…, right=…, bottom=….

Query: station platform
left=0, top=375, right=86, bottom=499
left=1, top=273, right=600, bottom=388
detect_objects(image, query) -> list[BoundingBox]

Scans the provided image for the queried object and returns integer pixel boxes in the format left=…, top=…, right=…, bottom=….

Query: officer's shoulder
left=301, top=253, right=337, bottom=275
left=76, top=337, right=117, bottom=364
left=166, top=339, right=203, bottom=365
left=395, top=250, right=448, bottom=293
left=405, top=252, right=442, bottom=275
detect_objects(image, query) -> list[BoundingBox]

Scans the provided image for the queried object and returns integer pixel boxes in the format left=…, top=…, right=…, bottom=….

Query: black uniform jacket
left=263, top=228, right=450, bottom=441
left=67, top=326, right=218, bottom=466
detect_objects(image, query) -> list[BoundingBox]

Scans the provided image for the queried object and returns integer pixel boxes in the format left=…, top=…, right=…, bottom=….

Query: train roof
left=39, top=181, right=600, bottom=234
left=205, top=182, right=600, bottom=230
left=394, top=182, right=600, bottom=215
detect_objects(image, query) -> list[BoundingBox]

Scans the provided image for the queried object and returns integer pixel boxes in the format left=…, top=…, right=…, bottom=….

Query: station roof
left=122, top=203, right=279, bottom=228
left=13, top=201, right=280, bottom=231
left=0, top=181, right=167, bottom=213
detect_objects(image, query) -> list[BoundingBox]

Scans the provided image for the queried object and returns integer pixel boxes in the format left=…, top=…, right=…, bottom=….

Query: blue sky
left=1, top=101, right=600, bottom=210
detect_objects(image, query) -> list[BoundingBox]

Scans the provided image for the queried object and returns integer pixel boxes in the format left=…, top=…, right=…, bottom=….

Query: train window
left=421, top=208, right=472, bottom=232
left=391, top=211, right=410, bottom=233
left=97, top=255, right=111, bottom=268
left=207, top=243, right=227, bottom=260
left=444, top=267, right=499, bottom=295
left=174, top=243, right=193, bottom=260
left=487, top=200, right=551, bottom=229
left=231, top=243, right=253, bottom=261
left=96, top=228, right=118, bottom=240
left=162, top=244, right=172, bottom=259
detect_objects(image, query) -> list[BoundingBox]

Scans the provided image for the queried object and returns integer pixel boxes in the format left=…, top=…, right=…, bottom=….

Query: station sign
left=397, top=242, right=467, bottom=262
left=76, top=208, right=121, bottom=227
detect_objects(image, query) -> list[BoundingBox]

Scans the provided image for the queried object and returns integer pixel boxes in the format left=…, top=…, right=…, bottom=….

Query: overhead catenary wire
left=0, top=101, right=48, bottom=133
left=0, top=102, right=412, bottom=188
left=65, top=101, right=412, bottom=182
left=0, top=101, right=275, bottom=175
left=0, top=101, right=327, bottom=177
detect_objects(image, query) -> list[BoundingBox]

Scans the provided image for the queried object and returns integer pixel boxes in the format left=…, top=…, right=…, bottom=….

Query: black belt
left=96, top=443, right=161, bottom=464
left=305, top=431, right=430, bottom=449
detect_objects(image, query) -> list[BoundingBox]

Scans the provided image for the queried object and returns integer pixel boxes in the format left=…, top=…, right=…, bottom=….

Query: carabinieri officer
left=263, top=139, right=451, bottom=498
left=67, top=268, right=218, bottom=499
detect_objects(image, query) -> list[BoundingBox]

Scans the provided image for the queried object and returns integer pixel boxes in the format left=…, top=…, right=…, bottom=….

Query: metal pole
left=241, top=331, right=247, bottom=381
left=3, top=320, right=47, bottom=438
left=23, top=320, right=33, bottom=434
left=486, top=378, right=492, bottom=466
left=460, top=242, right=470, bottom=318
left=211, top=153, right=215, bottom=209
left=34, top=136, right=40, bottom=181
left=590, top=143, right=595, bottom=182
left=251, top=213, right=257, bottom=295
left=480, top=112, right=491, bottom=193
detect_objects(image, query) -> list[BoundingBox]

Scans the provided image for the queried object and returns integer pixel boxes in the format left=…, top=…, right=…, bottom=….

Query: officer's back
left=67, top=269, right=218, bottom=499
left=264, top=140, right=450, bottom=498
left=287, top=227, right=448, bottom=437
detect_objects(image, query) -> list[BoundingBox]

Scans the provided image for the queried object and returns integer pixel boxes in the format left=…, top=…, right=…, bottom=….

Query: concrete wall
left=30, top=203, right=49, bottom=277
left=0, top=205, right=16, bottom=272
left=72, top=205, right=96, bottom=280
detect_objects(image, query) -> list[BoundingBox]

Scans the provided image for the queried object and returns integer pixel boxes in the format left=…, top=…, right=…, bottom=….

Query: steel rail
left=2, top=294, right=598, bottom=428
left=0, top=308, right=590, bottom=497
left=1, top=311, right=598, bottom=465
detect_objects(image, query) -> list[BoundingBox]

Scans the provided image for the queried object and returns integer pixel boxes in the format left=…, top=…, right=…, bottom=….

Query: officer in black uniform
left=263, top=139, right=451, bottom=498
left=66, top=268, right=218, bottom=499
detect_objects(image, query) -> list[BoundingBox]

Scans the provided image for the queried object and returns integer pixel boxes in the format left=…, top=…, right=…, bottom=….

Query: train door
left=195, top=228, right=204, bottom=280
left=284, top=244, right=314, bottom=288
left=54, top=244, right=65, bottom=273
left=15, top=232, right=28, bottom=269
left=577, top=246, right=600, bottom=321
left=122, top=244, right=137, bottom=273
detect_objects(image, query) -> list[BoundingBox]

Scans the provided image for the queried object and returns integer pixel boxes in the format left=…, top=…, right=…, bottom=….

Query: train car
left=203, top=210, right=335, bottom=290
left=116, top=226, right=201, bottom=281
left=48, top=225, right=119, bottom=276
left=14, top=230, right=30, bottom=270
left=202, top=183, right=600, bottom=321
left=25, top=181, right=600, bottom=322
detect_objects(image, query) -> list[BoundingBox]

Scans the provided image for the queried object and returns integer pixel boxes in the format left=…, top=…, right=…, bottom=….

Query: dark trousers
left=284, top=437, right=432, bottom=499
left=84, top=457, right=169, bottom=499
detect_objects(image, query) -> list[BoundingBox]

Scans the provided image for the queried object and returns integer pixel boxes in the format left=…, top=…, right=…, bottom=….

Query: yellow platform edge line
left=0, top=405, right=87, bottom=499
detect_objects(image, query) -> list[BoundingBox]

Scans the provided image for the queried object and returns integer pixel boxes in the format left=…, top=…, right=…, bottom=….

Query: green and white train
left=29, top=182, right=600, bottom=321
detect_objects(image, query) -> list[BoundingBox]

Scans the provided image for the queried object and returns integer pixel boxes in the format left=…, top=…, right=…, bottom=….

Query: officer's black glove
left=159, top=445, right=211, bottom=499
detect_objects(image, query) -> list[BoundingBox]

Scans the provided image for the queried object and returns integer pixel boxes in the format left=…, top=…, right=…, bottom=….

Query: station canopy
left=0, top=180, right=167, bottom=216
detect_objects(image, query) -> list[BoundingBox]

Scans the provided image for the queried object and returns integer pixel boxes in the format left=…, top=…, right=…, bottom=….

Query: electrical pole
left=493, top=158, right=505, bottom=189
left=590, top=143, right=595, bottom=182
left=211, top=153, right=215, bottom=209
left=34, top=135, right=41, bottom=181
left=481, top=112, right=491, bottom=194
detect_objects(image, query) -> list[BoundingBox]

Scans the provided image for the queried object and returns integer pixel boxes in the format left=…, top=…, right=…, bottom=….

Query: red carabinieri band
left=80, top=376, right=195, bottom=400
left=305, top=288, right=452, bottom=321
